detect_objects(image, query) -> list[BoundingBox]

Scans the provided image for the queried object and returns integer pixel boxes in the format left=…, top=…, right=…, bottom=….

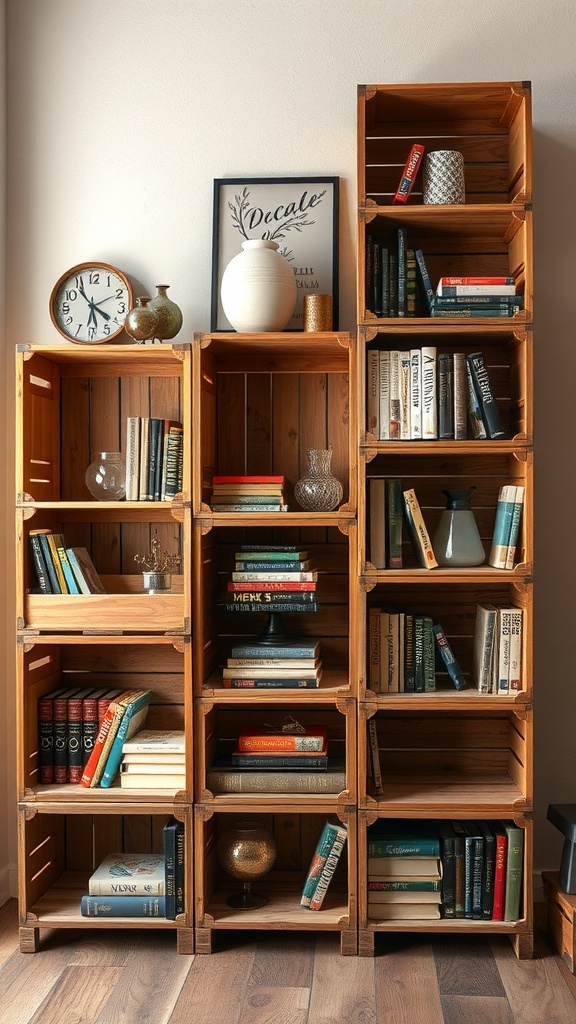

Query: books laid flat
left=88, top=853, right=166, bottom=895
left=367, top=903, right=441, bottom=920
left=368, top=856, right=443, bottom=877
left=237, top=726, right=327, bottom=752
left=121, top=729, right=185, bottom=754
left=119, top=772, right=186, bottom=789
left=206, top=764, right=346, bottom=794
left=81, top=894, right=166, bottom=917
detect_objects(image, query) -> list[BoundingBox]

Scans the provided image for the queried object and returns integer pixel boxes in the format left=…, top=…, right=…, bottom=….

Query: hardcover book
left=80, top=894, right=166, bottom=917
left=206, top=765, right=346, bottom=794
left=163, top=816, right=185, bottom=919
left=367, top=822, right=440, bottom=858
left=237, top=727, right=327, bottom=752
left=466, top=352, right=505, bottom=439
left=367, top=903, right=441, bottom=920
left=433, top=624, right=467, bottom=690
left=99, top=690, right=153, bottom=788
left=121, top=729, right=185, bottom=754
left=88, top=853, right=166, bottom=895
left=301, top=820, right=348, bottom=908
left=368, top=856, right=442, bottom=877
left=392, top=143, right=425, bottom=204
left=402, top=488, right=438, bottom=569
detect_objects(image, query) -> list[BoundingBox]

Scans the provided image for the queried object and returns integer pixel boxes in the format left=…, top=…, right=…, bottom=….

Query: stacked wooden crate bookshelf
left=15, top=343, right=193, bottom=952
left=356, top=83, right=534, bottom=956
left=191, top=331, right=358, bottom=954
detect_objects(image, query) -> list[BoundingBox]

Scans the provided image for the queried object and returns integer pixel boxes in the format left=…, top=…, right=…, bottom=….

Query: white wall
left=3, top=0, right=576, bottom=895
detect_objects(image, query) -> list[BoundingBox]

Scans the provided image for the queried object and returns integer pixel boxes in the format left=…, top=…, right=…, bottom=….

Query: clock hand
left=88, top=295, right=112, bottom=322
left=87, top=305, right=98, bottom=329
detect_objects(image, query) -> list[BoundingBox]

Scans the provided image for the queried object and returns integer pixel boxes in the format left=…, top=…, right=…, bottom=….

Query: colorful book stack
left=300, top=820, right=348, bottom=910
left=207, top=723, right=346, bottom=795
left=125, top=416, right=183, bottom=502
left=80, top=817, right=185, bottom=919
left=79, top=689, right=153, bottom=789
left=222, top=637, right=322, bottom=690
left=210, top=474, right=288, bottom=512
left=367, top=607, right=466, bottom=693
left=28, top=530, right=106, bottom=595
left=472, top=603, right=524, bottom=694
left=38, top=686, right=122, bottom=785
left=366, top=344, right=505, bottom=441
left=119, top=729, right=186, bottom=789
left=218, top=544, right=319, bottom=615
left=367, top=821, right=443, bottom=920
left=431, top=275, right=523, bottom=319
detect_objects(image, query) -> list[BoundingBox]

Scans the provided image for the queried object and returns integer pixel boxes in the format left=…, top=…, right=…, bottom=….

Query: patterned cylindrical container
left=303, top=293, right=333, bottom=332
left=423, top=150, right=465, bottom=205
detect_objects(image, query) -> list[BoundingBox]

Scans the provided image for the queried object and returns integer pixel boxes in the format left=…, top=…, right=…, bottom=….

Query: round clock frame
left=49, top=261, right=133, bottom=344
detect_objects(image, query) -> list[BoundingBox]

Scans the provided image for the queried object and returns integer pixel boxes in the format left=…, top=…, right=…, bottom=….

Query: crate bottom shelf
left=26, top=873, right=185, bottom=929
left=365, top=773, right=526, bottom=815
left=202, top=880, right=350, bottom=930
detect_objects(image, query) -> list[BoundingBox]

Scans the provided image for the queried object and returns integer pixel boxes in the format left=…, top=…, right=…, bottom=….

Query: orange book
left=80, top=690, right=140, bottom=787
left=237, top=727, right=327, bottom=753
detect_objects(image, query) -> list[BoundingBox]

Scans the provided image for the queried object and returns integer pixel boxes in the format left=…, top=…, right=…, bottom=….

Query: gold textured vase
left=217, top=820, right=277, bottom=909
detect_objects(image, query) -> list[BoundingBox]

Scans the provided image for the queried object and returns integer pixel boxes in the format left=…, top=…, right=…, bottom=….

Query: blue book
left=505, top=486, right=525, bottom=569
left=489, top=485, right=517, bottom=568
left=57, top=545, right=81, bottom=594
left=414, top=249, right=434, bottom=313
left=81, top=894, right=166, bottom=917
left=99, top=690, right=153, bottom=788
left=36, top=531, right=62, bottom=592
left=230, top=642, right=320, bottom=659
left=433, top=624, right=467, bottom=690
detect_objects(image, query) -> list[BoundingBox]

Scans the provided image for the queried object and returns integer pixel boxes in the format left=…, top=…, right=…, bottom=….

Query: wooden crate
left=543, top=870, right=576, bottom=973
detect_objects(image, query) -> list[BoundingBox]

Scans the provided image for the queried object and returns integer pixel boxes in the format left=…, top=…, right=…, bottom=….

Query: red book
left=392, top=143, right=425, bottom=204
left=492, top=827, right=508, bottom=920
left=98, top=689, right=121, bottom=724
left=67, top=688, right=95, bottom=784
left=228, top=581, right=316, bottom=592
left=53, top=690, right=80, bottom=784
left=437, top=277, right=515, bottom=286
left=237, top=727, right=327, bottom=752
left=80, top=690, right=137, bottom=788
left=81, top=687, right=112, bottom=766
left=38, top=687, right=68, bottom=785
left=212, top=475, right=285, bottom=484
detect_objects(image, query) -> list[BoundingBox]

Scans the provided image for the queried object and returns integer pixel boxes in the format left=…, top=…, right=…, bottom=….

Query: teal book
left=99, top=690, right=153, bottom=788
left=433, top=624, right=466, bottom=690
left=81, top=894, right=166, bottom=917
left=235, top=550, right=309, bottom=561
left=489, top=484, right=517, bottom=568
left=301, top=821, right=347, bottom=908
left=367, top=821, right=440, bottom=858
left=505, top=486, right=525, bottom=569
left=56, top=544, right=81, bottom=594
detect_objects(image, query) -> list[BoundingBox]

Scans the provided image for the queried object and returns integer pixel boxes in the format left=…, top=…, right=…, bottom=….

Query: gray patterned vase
left=423, top=150, right=465, bottom=205
left=149, top=284, right=183, bottom=340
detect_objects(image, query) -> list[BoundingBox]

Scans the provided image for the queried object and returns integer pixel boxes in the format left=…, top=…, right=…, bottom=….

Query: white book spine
left=453, top=352, right=468, bottom=440
left=472, top=604, right=497, bottom=693
left=508, top=608, right=523, bottom=691
left=125, top=416, right=140, bottom=501
left=421, top=347, right=437, bottom=439
left=399, top=352, right=411, bottom=440
left=389, top=350, right=400, bottom=440
left=367, top=349, right=380, bottom=436
left=378, top=350, right=390, bottom=440
left=497, top=608, right=512, bottom=694
left=409, top=349, right=422, bottom=439
left=138, top=418, right=151, bottom=501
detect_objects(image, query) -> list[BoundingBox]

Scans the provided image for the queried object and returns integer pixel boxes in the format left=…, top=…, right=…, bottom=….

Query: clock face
left=50, top=262, right=133, bottom=344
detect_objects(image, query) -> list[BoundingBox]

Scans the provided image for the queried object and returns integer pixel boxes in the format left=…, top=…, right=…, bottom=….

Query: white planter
left=220, top=239, right=297, bottom=332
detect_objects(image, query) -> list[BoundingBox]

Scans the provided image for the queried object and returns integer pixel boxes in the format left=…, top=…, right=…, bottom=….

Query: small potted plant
left=134, top=534, right=181, bottom=593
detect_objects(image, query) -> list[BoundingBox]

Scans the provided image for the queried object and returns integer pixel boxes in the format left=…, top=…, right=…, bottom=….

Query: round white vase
left=220, top=239, right=297, bottom=332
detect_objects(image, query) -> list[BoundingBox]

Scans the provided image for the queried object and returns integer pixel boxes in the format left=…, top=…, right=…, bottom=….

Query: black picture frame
left=210, top=176, right=339, bottom=331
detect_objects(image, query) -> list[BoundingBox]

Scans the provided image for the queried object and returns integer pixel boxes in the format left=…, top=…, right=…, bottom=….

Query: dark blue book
left=81, top=894, right=166, bottom=917
left=433, top=624, right=467, bottom=690
left=466, top=352, right=505, bottom=439
left=163, top=815, right=184, bottom=920
left=367, top=820, right=440, bottom=857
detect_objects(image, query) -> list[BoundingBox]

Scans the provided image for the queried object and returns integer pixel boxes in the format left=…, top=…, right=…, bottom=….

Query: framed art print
left=211, top=176, right=339, bottom=331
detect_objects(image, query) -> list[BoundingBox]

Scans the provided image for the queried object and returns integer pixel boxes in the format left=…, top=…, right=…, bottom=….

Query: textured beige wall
left=3, top=0, right=576, bottom=896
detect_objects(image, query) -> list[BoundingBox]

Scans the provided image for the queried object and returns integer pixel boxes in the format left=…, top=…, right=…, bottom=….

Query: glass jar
left=294, top=447, right=343, bottom=511
left=85, top=452, right=126, bottom=501
left=432, top=488, right=485, bottom=566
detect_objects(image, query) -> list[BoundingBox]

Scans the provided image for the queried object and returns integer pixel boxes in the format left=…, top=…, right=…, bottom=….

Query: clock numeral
left=75, top=323, right=83, bottom=337
left=115, top=288, right=124, bottom=299
left=65, top=289, right=78, bottom=301
left=61, top=302, right=70, bottom=315
left=117, top=302, right=126, bottom=315
left=88, top=327, right=96, bottom=340
left=64, top=316, right=73, bottom=326
left=89, top=271, right=100, bottom=285
left=104, top=324, right=111, bottom=336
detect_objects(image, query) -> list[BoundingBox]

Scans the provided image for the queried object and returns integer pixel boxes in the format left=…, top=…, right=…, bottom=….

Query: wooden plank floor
left=1, top=900, right=576, bottom=1024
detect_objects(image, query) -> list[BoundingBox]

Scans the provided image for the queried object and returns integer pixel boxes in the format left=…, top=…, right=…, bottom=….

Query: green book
left=502, top=820, right=524, bottom=921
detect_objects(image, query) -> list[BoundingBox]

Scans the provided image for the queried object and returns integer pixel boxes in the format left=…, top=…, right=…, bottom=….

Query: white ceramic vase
left=220, top=239, right=297, bottom=332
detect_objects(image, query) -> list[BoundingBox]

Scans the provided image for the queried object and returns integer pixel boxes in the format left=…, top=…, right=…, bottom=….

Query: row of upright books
left=368, top=602, right=523, bottom=694
left=29, top=530, right=105, bottom=595
left=366, top=820, right=524, bottom=922
left=80, top=817, right=184, bottom=919
left=125, top=416, right=183, bottom=501
left=217, top=544, right=319, bottom=615
left=39, top=686, right=124, bottom=784
left=365, top=224, right=523, bottom=321
left=366, top=347, right=505, bottom=441
left=210, top=474, right=288, bottom=512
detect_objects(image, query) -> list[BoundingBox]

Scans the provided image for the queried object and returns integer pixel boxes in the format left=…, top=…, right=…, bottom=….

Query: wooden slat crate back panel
left=21, top=813, right=65, bottom=910
left=20, top=354, right=62, bottom=501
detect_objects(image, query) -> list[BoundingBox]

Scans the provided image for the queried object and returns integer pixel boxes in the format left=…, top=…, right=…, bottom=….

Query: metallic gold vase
left=217, top=820, right=277, bottom=909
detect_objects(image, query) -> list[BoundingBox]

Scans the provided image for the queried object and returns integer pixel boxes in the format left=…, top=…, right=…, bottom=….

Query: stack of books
left=38, top=686, right=121, bottom=785
left=300, top=820, right=348, bottom=910
left=80, top=817, right=185, bottom=919
left=79, top=689, right=153, bottom=789
left=368, top=609, right=466, bottom=693
left=210, top=474, right=288, bottom=512
left=488, top=484, right=525, bottom=569
left=367, top=821, right=443, bottom=920
left=125, top=416, right=183, bottom=502
left=119, top=729, right=186, bottom=789
left=29, top=530, right=105, bottom=595
left=217, top=544, right=319, bottom=614
left=222, top=638, right=322, bottom=690
left=430, top=276, right=523, bottom=319
left=366, top=346, right=505, bottom=442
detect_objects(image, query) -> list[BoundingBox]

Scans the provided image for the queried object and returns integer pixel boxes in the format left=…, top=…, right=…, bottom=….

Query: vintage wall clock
left=49, top=262, right=133, bottom=344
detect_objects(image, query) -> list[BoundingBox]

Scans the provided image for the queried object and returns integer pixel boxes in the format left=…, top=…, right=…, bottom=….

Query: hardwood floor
left=1, top=900, right=575, bottom=1024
